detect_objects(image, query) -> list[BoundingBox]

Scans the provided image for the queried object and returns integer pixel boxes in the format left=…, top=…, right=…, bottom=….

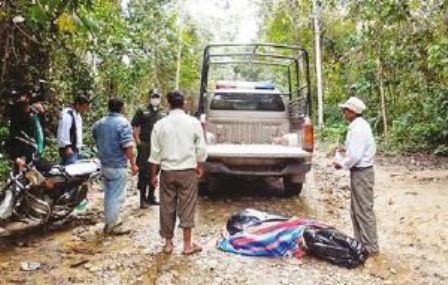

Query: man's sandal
left=182, top=244, right=203, bottom=256
left=162, top=244, right=173, bottom=254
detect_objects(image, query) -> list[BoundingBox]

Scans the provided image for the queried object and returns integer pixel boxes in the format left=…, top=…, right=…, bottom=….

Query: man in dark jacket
left=131, top=90, right=165, bottom=208
left=6, top=88, right=45, bottom=163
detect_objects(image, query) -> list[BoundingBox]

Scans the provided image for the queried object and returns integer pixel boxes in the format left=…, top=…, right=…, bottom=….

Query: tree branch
left=14, top=23, right=40, bottom=45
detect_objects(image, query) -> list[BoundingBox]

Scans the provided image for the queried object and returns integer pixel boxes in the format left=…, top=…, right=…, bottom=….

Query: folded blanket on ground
left=218, top=216, right=325, bottom=258
left=217, top=209, right=369, bottom=268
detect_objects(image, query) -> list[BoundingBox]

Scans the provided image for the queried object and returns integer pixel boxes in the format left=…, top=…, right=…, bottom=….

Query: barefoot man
left=149, top=91, right=207, bottom=255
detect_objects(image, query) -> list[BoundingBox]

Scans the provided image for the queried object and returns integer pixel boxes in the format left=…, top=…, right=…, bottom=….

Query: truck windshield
left=210, top=92, right=285, bottom=112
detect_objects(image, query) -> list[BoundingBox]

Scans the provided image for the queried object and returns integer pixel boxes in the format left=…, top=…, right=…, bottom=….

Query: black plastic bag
left=303, top=227, right=369, bottom=268
left=226, top=208, right=289, bottom=235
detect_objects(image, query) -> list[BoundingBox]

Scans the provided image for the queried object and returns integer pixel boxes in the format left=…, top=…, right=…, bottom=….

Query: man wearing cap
left=131, top=89, right=165, bottom=208
left=57, top=94, right=90, bottom=165
left=149, top=90, right=207, bottom=255
left=334, top=96, right=379, bottom=255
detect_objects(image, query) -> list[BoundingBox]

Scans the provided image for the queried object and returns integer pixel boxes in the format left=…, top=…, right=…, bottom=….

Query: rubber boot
left=139, top=189, right=149, bottom=209
left=147, top=190, right=159, bottom=206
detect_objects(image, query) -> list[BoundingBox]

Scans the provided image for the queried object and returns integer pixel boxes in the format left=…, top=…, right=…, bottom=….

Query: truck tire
left=198, top=182, right=210, bottom=196
left=283, top=179, right=303, bottom=197
left=198, top=177, right=217, bottom=196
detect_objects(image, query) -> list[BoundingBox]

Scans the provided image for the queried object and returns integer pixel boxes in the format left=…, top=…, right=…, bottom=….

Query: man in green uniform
left=132, top=90, right=165, bottom=208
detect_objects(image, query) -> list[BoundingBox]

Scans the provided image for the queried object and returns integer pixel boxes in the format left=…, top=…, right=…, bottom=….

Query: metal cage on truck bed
left=196, top=43, right=314, bottom=197
left=197, top=43, right=312, bottom=119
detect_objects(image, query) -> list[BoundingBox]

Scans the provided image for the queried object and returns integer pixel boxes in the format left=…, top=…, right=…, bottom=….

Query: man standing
left=131, top=90, right=165, bottom=208
left=92, top=97, right=138, bottom=235
left=333, top=96, right=379, bottom=255
left=149, top=91, right=207, bottom=255
left=6, top=88, right=45, bottom=163
left=57, top=95, right=90, bottom=165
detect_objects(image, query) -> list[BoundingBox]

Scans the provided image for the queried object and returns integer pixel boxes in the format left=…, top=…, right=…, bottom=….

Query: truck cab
left=197, top=43, right=313, bottom=196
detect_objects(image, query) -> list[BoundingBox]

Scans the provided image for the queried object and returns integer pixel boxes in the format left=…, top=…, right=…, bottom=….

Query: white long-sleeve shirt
left=148, top=109, right=207, bottom=170
left=57, top=107, right=83, bottom=150
left=149, top=109, right=207, bottom=171
left=337, top=116, right=376, bottom=170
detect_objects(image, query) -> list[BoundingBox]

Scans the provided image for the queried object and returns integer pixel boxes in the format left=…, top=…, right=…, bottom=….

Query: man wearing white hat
left=334, top=96, right=379, bottom=255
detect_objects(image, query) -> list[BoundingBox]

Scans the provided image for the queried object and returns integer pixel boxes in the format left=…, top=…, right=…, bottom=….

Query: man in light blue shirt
left=93, top=97, right=138, bottom=235
left=334, top=97, right=379, bottom=255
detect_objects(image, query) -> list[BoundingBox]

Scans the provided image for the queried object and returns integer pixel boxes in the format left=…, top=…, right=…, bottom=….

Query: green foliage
left=388, top=116, right=438, bottom=152
left=434, top=145, right=448, bottom=156
left=318, top=122, right=347, bottom=146
left=0, top=122, right=12, bottom=177
left=0, top=0, right=207, bottom=180
left=258, top=0, right=448, bottom=155
left=0, top=155, right=12, bottom=180
left=0, top=125, right=8, bottom=144
left=40, top=137, right=60, bottom=162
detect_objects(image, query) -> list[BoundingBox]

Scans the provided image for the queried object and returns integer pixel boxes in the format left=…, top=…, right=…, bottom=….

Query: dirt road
left=1, top=152, right=447, bottom=284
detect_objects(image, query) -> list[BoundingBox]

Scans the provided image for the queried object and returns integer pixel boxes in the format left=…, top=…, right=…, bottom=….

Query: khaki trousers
left=350, top=167, right=379, bottom=253
left=159, top=169, right=197, bottom=239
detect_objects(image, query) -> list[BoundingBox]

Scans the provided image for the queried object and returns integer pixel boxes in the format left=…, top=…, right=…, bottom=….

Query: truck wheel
left=198, top=182, right=210, bottom=196
left=283, top=179, right=303, bottom=197
left=198, top=178, right=216, bottom=196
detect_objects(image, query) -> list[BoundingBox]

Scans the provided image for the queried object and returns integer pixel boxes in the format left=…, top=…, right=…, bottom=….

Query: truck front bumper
left=205, top=159, right=311, bottom=179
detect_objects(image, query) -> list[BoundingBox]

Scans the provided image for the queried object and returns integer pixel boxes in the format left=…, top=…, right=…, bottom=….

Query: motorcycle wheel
left=49, top=206, right=75, bottom=222
left=50, top=184, right=88, bottom=222
left=22, top=192, right=52, bottom=223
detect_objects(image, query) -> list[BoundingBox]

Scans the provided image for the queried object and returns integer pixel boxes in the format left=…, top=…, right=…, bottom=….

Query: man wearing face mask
left=131, top=89, right=165, bottom=208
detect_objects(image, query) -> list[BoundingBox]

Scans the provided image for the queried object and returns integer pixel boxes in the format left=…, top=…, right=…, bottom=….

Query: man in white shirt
left=57, top=95, right=90, bottom=165
left=149, top=90, right=207, bottom=255
left=334, top=96, right=379, bottom=255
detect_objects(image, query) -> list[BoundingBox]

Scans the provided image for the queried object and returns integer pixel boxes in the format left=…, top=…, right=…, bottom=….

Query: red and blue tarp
left=217, top=217, right=326, bottom=258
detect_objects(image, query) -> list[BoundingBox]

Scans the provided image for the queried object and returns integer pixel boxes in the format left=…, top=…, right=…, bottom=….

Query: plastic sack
left=303, top=227, right=369, bottom=268
left=226, top=208, right=289, bottom=235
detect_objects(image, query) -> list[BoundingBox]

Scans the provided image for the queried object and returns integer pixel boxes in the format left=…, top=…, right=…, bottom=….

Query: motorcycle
left=0, top=157, right=101, bottom=227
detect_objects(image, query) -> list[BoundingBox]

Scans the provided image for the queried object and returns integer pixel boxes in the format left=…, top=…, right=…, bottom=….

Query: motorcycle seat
left=46, top=159, right=100, bottom=178
left=64, top=160, right=101, bottom=177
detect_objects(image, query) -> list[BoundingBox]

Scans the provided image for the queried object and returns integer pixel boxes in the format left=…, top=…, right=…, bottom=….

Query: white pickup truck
left=197, top=44, right=313, bottom=196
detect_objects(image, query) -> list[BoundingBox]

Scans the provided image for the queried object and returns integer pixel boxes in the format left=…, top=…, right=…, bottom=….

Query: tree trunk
left=175, top=32, right=182, bottom=90
left=1, top=3, right=11, bottom=85
left=377, top=57, right=388, bottom=138
left=175, top=0, right=185, bottom=90
left=312, top=0, right=324, bottom=129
